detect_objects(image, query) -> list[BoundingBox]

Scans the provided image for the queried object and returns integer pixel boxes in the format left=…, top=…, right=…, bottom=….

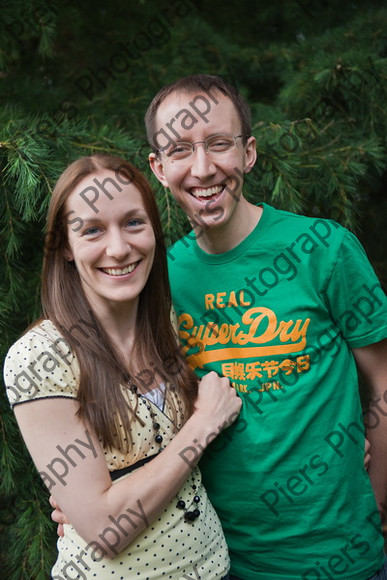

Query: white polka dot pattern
left=3, top=320, right=230, bottom=579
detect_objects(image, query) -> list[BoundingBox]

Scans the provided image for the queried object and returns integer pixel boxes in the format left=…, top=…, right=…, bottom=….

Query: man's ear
left=149, top=153, right=169, bottom=187
left=243, top=136, right=257, bottom=174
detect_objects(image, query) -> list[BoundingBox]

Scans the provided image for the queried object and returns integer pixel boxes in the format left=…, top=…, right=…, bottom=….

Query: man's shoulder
left=261, top=203, right=347, bottom=248
left=264, top=203, right=339, bottom=228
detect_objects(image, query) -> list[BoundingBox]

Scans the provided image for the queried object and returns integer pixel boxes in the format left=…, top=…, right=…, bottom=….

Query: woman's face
left=64, top=169, right=156, bottom=315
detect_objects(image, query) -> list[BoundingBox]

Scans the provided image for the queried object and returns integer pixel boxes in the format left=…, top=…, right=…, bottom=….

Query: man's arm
left=352, top=338, right=387, bottom=525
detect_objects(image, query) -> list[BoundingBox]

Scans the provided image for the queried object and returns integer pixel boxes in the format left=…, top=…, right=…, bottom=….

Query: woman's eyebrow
left=78, top=208, right=147, bottom=225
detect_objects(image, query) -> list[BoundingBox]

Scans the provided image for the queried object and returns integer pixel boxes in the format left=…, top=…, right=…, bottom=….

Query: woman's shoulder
left=3, top=319, right=79, bottom=407
left=6, top=319, right=73, bottom=362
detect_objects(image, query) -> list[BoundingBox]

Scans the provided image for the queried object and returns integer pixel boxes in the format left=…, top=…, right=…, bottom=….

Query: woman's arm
left=14, top=371, right=241, bottom=557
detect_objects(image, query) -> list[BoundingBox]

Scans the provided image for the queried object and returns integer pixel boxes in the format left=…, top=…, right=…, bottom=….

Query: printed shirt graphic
left=167, top=203, right=387, bottom=580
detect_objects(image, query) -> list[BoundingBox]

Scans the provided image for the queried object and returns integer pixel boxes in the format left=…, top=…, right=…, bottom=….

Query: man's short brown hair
left=144, top=74, right=252, bottom=153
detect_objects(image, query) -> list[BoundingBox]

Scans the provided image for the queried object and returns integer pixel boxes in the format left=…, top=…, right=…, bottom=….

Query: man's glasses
left=160, top=133, right=246, bottom=161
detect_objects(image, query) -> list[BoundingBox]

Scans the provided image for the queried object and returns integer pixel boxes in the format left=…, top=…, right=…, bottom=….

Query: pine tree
left=1, top=0, right=386, bottom=576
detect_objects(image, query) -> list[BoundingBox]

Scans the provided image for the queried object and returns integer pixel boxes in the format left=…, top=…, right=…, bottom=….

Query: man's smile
left=189, top=184, right=224, bottom=201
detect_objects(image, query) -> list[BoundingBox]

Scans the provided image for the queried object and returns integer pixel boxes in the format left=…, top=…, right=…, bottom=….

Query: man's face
left=149, top=90, right=256, bottom=234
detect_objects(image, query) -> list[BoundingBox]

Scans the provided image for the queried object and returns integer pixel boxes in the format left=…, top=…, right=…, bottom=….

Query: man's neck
left=195, top=202, right=263, bottom=255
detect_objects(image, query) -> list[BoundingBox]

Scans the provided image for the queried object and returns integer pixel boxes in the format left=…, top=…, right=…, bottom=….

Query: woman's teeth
left=102, top=264, right=137, bottom=276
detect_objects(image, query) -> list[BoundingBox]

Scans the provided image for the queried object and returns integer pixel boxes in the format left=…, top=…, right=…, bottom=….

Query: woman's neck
left=90, top=299, right=138, bottom=356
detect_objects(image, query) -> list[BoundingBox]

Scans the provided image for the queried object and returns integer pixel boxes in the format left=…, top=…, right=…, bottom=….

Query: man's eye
left=209, top=139, right=232, bottom=150
left=168, top=144, right=191, bottom=157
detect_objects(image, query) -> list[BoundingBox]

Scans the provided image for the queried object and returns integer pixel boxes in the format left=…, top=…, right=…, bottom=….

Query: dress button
left=184, top=511, right=196, bottom=522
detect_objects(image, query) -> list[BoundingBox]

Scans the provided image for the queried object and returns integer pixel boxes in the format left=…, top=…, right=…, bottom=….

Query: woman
left=3, top=154, right=241, bottom=579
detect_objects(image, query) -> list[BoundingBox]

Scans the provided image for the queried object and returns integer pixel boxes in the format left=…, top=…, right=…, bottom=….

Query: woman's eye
left=127, top=218, right=143, bottom=227
left=83, top=226, right=101, bottom=236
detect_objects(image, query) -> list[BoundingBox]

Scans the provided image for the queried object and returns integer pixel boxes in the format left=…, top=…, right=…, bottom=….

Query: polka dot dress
left=3, top=320, right=230, bottom=579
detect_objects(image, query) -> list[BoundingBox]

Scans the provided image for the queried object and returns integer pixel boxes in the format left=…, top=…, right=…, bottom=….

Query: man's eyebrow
left=172, top=133, right=229, bottom=143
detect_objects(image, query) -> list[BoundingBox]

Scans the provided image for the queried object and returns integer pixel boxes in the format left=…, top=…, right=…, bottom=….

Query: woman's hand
left=193, top=371, right=242, bottom=435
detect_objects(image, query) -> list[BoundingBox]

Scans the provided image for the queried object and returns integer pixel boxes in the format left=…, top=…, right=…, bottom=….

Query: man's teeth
left=191, top=186, right=223, bottom=198
left=102, top=264, right=137, bottom=276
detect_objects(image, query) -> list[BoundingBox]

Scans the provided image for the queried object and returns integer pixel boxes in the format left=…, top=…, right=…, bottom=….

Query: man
left=52, top=74, right=386, bottom=579
left=146, top=74, right=387, bottom=579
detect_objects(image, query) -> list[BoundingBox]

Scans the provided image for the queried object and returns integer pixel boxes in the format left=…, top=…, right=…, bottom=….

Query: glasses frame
left=158, top=133, right=247, bottom=161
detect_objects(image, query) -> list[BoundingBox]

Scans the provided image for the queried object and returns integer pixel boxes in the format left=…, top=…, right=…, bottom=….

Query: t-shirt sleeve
left=3, top=326, right=79, bottom=408
left=323, top=228, right=387, bottom=348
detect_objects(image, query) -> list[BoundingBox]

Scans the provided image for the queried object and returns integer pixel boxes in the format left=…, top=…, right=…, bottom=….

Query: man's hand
left=353, top=339, right=387, bottom=517
left=364, top=437, right=371, bottom=470
left=47, top=437, right=371, bottom=539
left=49, top=495, right=70, bottom=537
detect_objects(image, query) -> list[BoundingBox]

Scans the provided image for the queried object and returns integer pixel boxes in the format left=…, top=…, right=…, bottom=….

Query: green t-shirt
left=167, top=203, right=387, bottom=580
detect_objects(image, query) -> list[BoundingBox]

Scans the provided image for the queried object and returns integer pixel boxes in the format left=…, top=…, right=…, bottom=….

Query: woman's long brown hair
left=41, top=154, right=198, bottom=451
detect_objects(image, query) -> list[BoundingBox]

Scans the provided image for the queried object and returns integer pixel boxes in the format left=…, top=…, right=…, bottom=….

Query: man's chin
left=189, top=213, right=225, bottom=236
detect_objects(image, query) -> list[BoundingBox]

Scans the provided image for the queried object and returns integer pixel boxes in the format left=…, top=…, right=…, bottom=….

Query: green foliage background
left=0, top=0, right=386, bottom=576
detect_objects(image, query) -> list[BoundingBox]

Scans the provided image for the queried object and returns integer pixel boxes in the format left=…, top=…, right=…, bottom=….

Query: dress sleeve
left=3, top=322, right=79, bottom=408
left=323, top=229, right=387, bottom=348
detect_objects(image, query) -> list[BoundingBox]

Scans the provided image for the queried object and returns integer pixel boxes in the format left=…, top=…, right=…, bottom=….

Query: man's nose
left=189, top=144, right=217, bottom=179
